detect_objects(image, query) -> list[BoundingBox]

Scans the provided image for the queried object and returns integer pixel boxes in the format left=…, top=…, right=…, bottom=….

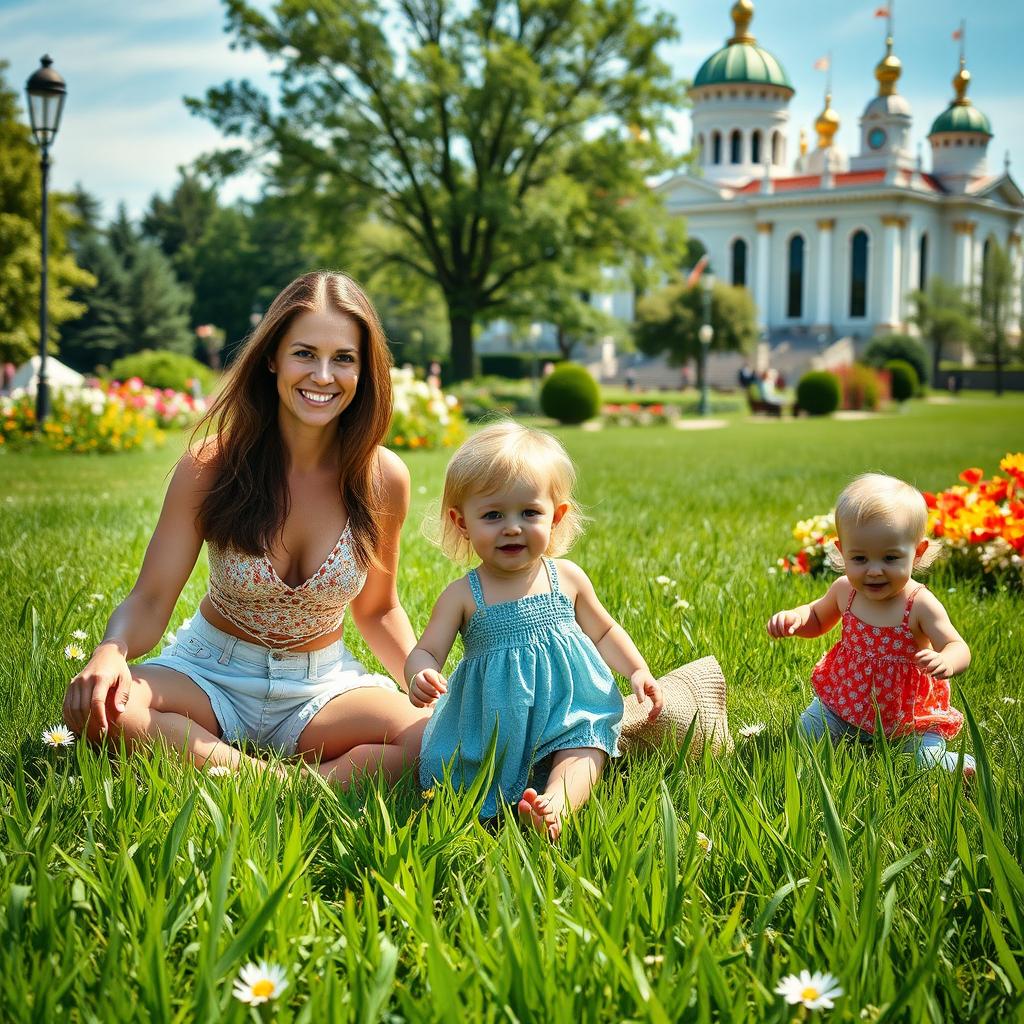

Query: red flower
left=923, top=491, right=937, bottom=509
left=795, top=550, right=810, bottom=573
left=960, top=468, right=984, bottom=485
left=979, top=476, right=1011, bottom=503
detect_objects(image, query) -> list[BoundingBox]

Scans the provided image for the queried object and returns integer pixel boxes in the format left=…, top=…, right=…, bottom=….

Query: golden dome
left=729, top=0, right=756, bottom=45
left=952, top=58, right=971, bottom=106
left=874, top=36, right=902, bottom=96
left=815, top=92, right=840, bottom=148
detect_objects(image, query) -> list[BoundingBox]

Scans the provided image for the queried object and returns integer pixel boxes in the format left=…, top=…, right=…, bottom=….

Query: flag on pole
left=686, top=255, right=709, bottom=288
left=952, top=26, right=963, bottom=40
left=874, top=6, right=890, bottom=17
left=813, top=56, right=830, bottom=71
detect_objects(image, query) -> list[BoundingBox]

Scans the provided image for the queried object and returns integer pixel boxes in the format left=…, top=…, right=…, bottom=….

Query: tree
left=633, top=277, right=757, bottom=391
left=909, top=278, right=977, bottom=388
left=0, top=62, right=93, bottom=365
left=977, top=241, right=1015, bottom=396
left=189, top=0, right=685, bottom=379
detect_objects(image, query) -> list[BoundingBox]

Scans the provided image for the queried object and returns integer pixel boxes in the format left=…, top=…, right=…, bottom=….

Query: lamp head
left=25, top=55, right=66, bottom=148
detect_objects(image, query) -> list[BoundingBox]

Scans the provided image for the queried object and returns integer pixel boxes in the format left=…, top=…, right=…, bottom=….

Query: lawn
left=1, top=395, right=1022, bottom=1021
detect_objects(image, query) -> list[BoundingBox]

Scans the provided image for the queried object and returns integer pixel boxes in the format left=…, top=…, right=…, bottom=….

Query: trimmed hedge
left=863, top=334, right=928, bottom=393
left=108, top=350, right=218, bottom=395
left=540, top=363, right=600, bottom=424
left=796, top=371, right=841, bottom=416
left=885, top=359, right=919, bottom=402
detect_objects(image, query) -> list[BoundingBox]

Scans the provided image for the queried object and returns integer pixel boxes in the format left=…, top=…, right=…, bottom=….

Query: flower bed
left=387, top=367, right=466, bottom=451
left=102, top=377, right=207, bottom=430
left=602, top=402, right=681, bottom=427
left=774, top=454, right=1024, bottom=589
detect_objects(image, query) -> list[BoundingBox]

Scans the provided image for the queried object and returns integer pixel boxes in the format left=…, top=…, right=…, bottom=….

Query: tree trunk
left=556, top=325, right=573, bottom=360
left=931, top=337, right=942, bottom=390
left=447, top=308, right=476, bottom=382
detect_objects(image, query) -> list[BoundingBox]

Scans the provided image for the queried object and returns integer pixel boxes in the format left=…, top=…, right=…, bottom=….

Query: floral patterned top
left=811, top=585, right=963, bottom=740
left=207, top=521, right=366, bottom=650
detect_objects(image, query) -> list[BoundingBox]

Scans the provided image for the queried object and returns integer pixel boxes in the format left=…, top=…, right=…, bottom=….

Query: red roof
left=732, top=167, right=944, bottom=194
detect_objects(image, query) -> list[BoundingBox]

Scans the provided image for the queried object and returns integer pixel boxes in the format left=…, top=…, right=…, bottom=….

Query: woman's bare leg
left=518, top=747, right=607, bottom=841
left=77, top=665, right=282, bottom=775
left=295, top=688, right=431, bottom=789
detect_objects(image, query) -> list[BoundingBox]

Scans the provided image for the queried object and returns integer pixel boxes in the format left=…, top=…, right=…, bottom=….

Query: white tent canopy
left=10, top=356, right=86, bottom=395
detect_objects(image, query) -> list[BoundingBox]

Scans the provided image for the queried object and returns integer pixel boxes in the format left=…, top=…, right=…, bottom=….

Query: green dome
left=693, top=42, right=793, bottom=91
left=929, top=103, right=992, bottom=137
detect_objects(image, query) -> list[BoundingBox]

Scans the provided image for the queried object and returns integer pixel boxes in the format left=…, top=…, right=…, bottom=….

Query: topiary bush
left=862, top=333, right=928, bottom=393
left=796, top=371, right=841, bottom=416
left=539, top=363, right=600, bottom=424
left=885, top=359, right=919, bottom=402
left=108, top=350, right=218, bottom=395
left=842, top=362, right=882, bottom=411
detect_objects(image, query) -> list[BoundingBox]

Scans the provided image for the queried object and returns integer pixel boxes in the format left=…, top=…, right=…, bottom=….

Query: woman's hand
left=631, top=669, right=664, bottom=722
left=63, top=642, right=133, bottom=735
left=409, top=668, right=448, bottom=708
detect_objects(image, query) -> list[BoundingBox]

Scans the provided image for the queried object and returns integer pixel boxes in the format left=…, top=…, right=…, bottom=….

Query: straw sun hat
left=619, top=656, right=733, bottom=756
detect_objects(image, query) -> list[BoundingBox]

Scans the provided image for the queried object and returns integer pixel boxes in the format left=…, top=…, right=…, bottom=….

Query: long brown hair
left=192, top=271, right=394, bottom=568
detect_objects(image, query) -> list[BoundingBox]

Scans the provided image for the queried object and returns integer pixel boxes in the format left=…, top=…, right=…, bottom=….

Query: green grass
left=1, top=395, right=1023, bottom=1021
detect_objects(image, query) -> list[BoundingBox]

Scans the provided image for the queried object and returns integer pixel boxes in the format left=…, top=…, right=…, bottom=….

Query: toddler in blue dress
left=407, top=422, right=663, bottom=840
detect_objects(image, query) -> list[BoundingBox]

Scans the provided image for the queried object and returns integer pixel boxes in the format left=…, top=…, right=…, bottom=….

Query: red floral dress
left=811, top=586, right=963, bottom=740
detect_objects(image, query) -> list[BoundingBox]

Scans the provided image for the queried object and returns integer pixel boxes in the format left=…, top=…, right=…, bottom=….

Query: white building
left=658, top=0, right=1023, bottom=348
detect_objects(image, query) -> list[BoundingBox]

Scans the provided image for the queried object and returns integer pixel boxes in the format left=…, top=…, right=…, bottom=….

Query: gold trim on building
left=756, top=222, right=773, bottom=234
left=952, top=220, right=976, bottom=235
left=728, top=0, right=756, bottom=45
left=881, top=215, right=907, bottom=227
left=816, top=219, right=836, bottom=230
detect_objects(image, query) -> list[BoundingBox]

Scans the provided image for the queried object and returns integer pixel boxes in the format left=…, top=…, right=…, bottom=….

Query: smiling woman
left=62, top=271, right=432, bottom=785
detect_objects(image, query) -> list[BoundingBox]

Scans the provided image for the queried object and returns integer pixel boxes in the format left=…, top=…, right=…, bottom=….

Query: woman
left=63, top=271, right=430, bottom=784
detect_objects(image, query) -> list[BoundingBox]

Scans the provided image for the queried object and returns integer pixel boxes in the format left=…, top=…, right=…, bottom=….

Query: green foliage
left=539, top=363, right=601, bottom=423
left=885, top=359, right=919, bottom=402
left=190, top=0, right=686, bottom=378
left=843, top=363, right=882, bottom=411
left=480, top=353, right=564, bottom=380
left=633, top=278, right=758, bottom=389
left=978, top=241, right=1015, bottom=395
left=910, top=278, right=978, bottom=388
left=108, top=350, right=218, bottom=394
left=796, top=370, right=841, bottom=416
left=1, top=399, right=1023, bottom=1019
left=862, top=333, right=928, bottom=394
left=0, top=63, right=94, bottom=364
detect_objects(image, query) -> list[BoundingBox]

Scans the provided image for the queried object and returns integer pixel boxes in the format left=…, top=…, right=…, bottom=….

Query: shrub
left=387, top=367, right=467, bottom=450
left=539, top=363, right=600, bottom=424
left=795, top=371, right=841, bottom=416
left=841, top=363, right=882, bottom=411
left=862, top=334, right=928, bottom=392
left=108, top=350, right=218, bottom=395
left=885, top=359, right=919, bottom=402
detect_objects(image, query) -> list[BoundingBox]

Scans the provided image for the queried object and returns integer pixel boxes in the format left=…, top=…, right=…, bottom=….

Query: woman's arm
left=404, top=581, right=466, bottom=707
left=913, top=590, right=971, bottom=679
left=559, top=560, right=663, bottom=719
left=63, top=450, right=209, bottom=734
left=348, top=448, right=417, bottom=687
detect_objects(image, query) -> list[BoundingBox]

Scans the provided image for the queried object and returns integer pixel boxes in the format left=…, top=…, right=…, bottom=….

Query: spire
left=815, top=91, right=840, bottom=148
left=875, top=36, right=902, bottom=97
left=728, top=0, right=756, bottom=45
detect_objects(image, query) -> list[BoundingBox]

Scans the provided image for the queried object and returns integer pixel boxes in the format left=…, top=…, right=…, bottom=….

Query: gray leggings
left=799, top=698, right=976, bottom=773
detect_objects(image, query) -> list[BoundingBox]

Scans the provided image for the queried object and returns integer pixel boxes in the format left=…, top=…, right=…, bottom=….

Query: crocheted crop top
left=206, top=521, right=366, bottom=650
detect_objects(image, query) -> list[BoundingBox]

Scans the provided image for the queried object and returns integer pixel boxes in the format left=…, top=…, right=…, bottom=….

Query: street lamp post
left=529, top=322, right=542, bottom=411
left=25, top=55, right=67, bottom=427
left=698, top=274, right=715, bottom=416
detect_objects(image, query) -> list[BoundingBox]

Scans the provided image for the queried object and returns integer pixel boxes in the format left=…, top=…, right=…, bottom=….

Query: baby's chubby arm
left=404, top=581, right=467, bottom=707
left=912, top=590, right=971, bottom=679
left=766, top=579, right=844, bottom=639
left=558, top=560, right=664, bottom=722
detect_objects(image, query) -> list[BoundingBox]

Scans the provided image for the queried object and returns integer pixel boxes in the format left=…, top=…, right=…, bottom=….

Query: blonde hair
left=432, top=421, right=585, bottom=563
left=827, top=472, right=942, bottom=573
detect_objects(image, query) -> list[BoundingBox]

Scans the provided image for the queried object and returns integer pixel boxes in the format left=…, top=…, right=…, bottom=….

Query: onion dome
left=929, top=59, right=993, bottom=136
left=815, top=93, right=840, bottom=148
left=874, top=36, right=902, bottom=97
left=692, top=1, right=793, bottom=92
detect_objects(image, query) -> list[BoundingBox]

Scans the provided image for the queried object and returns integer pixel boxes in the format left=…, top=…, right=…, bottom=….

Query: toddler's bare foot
left=518, top=787, right=562, bottom=842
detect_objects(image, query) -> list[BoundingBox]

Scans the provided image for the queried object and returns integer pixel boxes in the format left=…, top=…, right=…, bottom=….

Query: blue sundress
left=418, top=558, right=622, bottom=818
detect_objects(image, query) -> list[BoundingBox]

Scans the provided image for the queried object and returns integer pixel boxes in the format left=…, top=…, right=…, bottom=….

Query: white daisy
left=654, top=575, right=672, bottom=586
left=738, top=722, right=767, bottom=740
left=775, top=970, right=843, bottom=1011
left=232, top=961, right=288, bottom=1005
left=42, top=724, right=75, bottom=748
left=63, top=644, right=86, bottom=661
left=206, top=765, right=233, bottom=778
left=695, top=831, right=713, bottom=855
left=71, top=629, right=88, bottom=641
left=1001, top=697, right=1019, bottom=705
left=89, top=593, right=105, bottom=602
left=672, top=598, right=691, bottom=611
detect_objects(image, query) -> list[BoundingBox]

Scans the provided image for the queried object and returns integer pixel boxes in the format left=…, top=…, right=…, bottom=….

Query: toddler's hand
left=410, top=669, right=448, bottom=707
left=767, top=609, right=803, bottom=638
left=914, top=648, right=952, bottom=679
left=631, top=670, right=664, bottom=722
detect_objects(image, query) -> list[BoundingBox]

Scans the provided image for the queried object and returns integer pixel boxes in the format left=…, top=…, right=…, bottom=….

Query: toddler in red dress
left=767, top=473, right=975, bottom=775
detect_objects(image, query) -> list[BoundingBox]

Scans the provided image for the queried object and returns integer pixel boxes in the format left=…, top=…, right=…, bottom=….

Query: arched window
left=981, top=237, right=994, bottom=305
left=787, top=235, right=804, bottom=317
left=730, top=129, right=742, bottom=164
left=918, top=232, right=928, bottom=292
left=750, top=129, right=762, bottom=165
left=850, top=230, right=869, bottom=317
left=731, top=238, right=748, bottom=286
left=771, top=130, right=781, bottom=165
left=712, top=130, right=722, bottom=164
left=697, top=134, right=705, bottom=163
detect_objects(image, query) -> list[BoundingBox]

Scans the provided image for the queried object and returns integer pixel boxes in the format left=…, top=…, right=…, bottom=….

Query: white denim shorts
left=143, top=610, right=397, bottom=755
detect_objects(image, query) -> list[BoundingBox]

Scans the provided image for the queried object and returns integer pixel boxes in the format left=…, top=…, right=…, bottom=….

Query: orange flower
left=959, top=467, right=984, bottom=485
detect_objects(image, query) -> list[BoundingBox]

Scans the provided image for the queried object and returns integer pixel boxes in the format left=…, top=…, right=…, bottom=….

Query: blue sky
left=2, top=0, right=1021, bottom=219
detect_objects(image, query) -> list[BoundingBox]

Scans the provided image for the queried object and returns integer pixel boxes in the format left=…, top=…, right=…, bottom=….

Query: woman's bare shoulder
left=374, top=446, right=410, bottom=499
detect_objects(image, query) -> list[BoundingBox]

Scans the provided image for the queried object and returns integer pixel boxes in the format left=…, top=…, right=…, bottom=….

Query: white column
left=814, top=219, right=834, bottom=329
left=1009, top=233, right=1022, bottom=343
left=953, top=221, right=975, bottom=292
left=879, top=215, right=905, bottom=331
left=755, top=222, right=772, bottom=330
left=902, top=222, right=915, bottom=320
